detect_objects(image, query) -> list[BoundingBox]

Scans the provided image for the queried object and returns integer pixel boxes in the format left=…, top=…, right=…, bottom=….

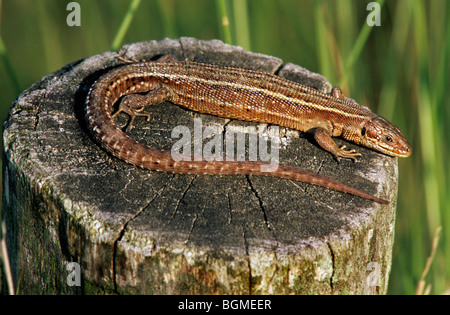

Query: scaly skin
left=85, top=58, right=412, bottom=204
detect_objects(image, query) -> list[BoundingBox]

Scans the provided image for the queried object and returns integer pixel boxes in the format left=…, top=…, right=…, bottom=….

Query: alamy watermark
left=364, top=262, right=381, bottom=293
left=66, top=2, right=381, bottom=28
left=171, top=118, right=280, bottom=172
left=366, top=2, right=381, bottom=26
left=66, top=262, right=81, bottom=287
left=66, top=2, right=81, bottom=27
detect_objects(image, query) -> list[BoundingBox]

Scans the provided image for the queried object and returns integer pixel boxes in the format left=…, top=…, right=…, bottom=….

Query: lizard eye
left=382, top=134, right=393, bottom=143
left=361, top=127, right=366, bottom=136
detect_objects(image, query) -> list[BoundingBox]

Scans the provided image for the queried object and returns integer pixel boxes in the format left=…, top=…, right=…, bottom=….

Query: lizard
left=85, top=55, right=411, bottom=204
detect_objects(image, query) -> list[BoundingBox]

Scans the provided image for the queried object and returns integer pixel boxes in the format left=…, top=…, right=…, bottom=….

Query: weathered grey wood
left=1, top=37, right=398, bottom=295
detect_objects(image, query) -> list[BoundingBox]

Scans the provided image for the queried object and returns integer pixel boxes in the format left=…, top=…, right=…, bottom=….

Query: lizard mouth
left=363, top=117, right=412, bottom=158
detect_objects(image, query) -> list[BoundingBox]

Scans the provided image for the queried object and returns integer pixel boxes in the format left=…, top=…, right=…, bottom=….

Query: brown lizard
left=85, top=56, right=411, bottom=204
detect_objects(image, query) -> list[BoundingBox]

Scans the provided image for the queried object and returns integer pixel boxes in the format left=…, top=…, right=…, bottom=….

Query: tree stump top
left=2, top=38, right=398, bottom=294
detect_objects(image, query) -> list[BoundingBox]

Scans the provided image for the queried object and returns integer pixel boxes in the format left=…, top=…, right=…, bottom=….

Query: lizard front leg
left=309, top=127, right=362, bottom=162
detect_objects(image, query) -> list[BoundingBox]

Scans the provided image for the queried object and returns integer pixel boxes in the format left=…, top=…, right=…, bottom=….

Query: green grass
left=0, top=0, right=449, bottom=294
left=111, top=0, right=143, bottom=51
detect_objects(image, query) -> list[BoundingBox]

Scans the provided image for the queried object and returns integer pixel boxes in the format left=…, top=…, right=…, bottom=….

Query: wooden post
left=1, top=38, right=398, bottom=294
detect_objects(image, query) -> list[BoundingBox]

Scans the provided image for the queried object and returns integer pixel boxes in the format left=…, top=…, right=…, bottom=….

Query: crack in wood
left=111, top=177, right=174, bottom=293
left=327, top=242, right=336, bottom=293
left=242, top=224, right=253, bottom=295
left=168, top=175, right=196, bottom=224
left=245, top=175, right=270, bottom=230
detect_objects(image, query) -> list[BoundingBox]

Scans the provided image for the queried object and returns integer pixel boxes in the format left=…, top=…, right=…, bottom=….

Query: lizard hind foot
left=117, top=48, right=147, bottom=63
left=112, top=94, right=153, bottom=132
left=156, top=54, right=179, bottom=63
left=112, top=85, right=172, bottom=132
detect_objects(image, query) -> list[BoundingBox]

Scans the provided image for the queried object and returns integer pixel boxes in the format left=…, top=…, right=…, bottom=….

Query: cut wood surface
left=1, top=38, right=398, bottom=294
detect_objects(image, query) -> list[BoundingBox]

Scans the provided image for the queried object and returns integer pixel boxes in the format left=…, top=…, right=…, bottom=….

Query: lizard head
left=361, top=116, right=412, bottom=157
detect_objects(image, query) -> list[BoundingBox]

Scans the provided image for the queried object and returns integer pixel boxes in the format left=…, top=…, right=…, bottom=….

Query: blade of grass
left=155, top=0, right=178, bottom=39
left=232, top=0, right=250, bottom=50
left=338, top=0, right=386, bottom=87
left=1, top=222, right=14, bottom=295
left=411, top=0, right=447, bottom=294
left=415, top=226, right=442, bottom=295
left=0, top=35, right=21, bottom=94
left=412, top=0, right=441, bottom=234
left=216, top=0, right=232, bottom=45
left=330, top=0, right=356, bottom=92
left=314, top=0, right=332, bottom=80
left=111, top=0, right=142, bottom=51
left=377, top=0, right=411, bottom=120
left=426, top=0, right=450, bottom=291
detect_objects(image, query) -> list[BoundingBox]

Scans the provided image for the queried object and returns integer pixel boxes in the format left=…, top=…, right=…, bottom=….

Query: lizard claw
left=335, top=145, right=362, bottom=162
left=112, top=95, right=152, bottom=131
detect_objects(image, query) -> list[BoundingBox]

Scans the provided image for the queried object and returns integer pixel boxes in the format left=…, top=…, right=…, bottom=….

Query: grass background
left=1, top=0, right=449, bottom=294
